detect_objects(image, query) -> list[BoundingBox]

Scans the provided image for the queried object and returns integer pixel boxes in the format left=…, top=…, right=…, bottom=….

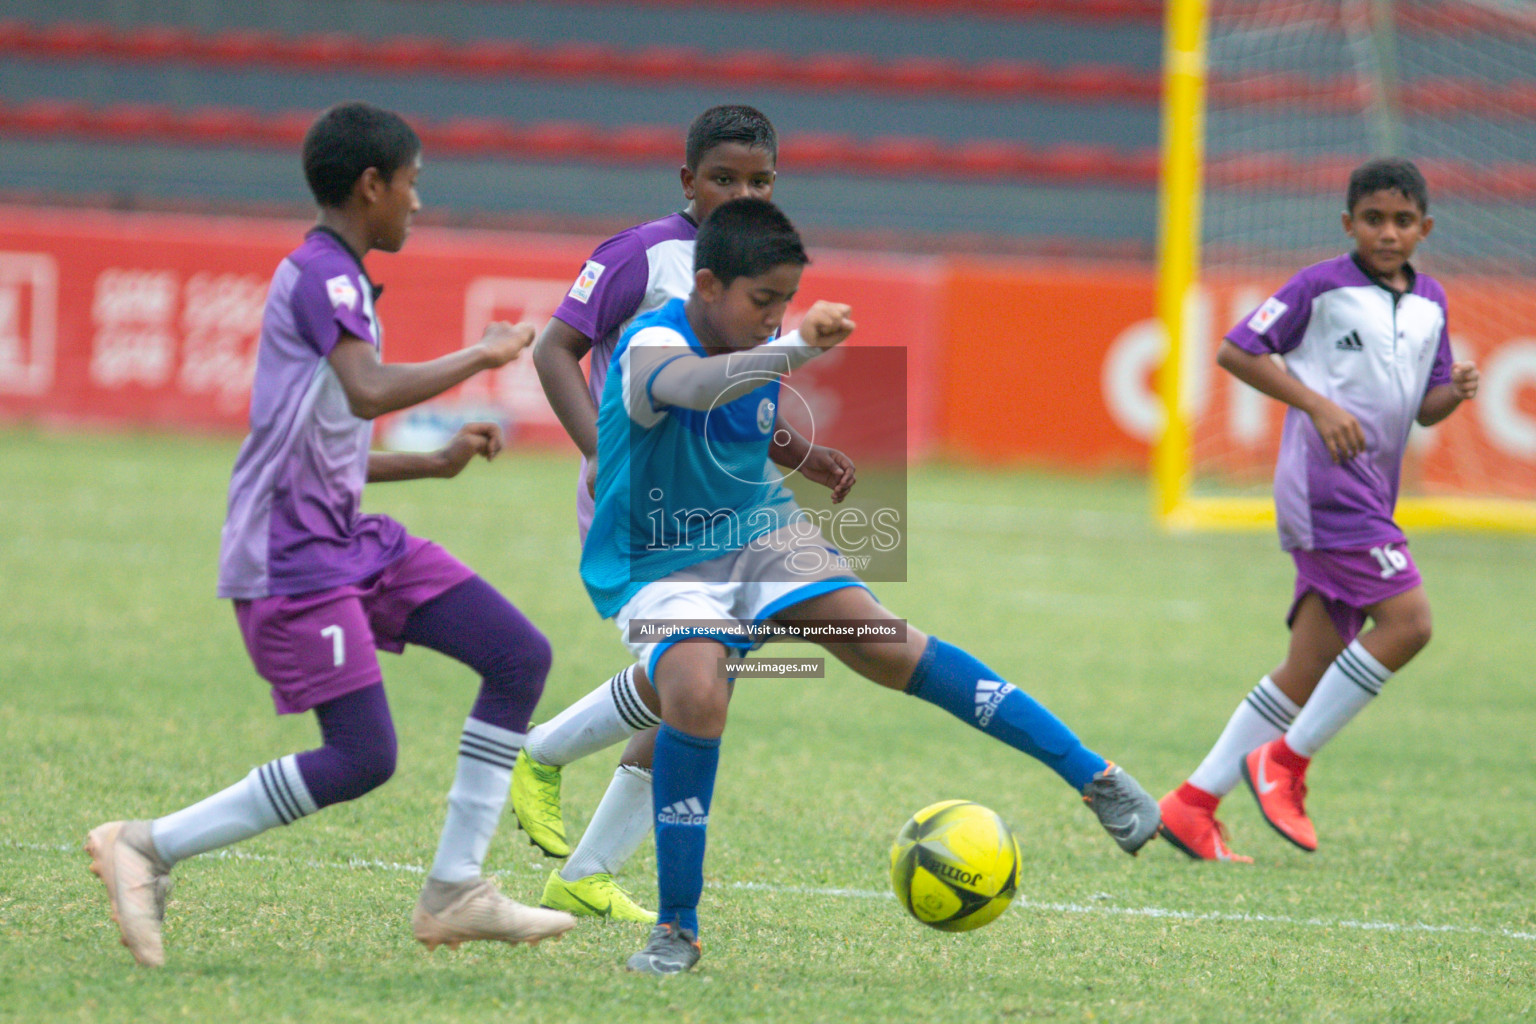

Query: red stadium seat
left=178, top=106, right=261, bottom=146
left=451, top=39, right=538, bottom=76
left=116, top=25, right=198, bottom=62
left=969, top=61, right=1053, bottom=98
left=781, top=131, right=860, bottom=169
left=698, top=49, right=793, bottom=88
left=199, top=28, right=285, bottom=65
left=866, top=135, right=944, bottom=176
left=626, top=45, right=704, bottom=83
left=801, top=52, right=880, bottom=91
left=945, top=140, right=1029, bottom=178
left=251, top=110, right=313, bottom=149
left=534, top=41, right=615, bottom=77
left=426, top=117, right=514, bottom=156
left=882, top=57, right=963, bottom=94
left=604, top=125, right=677, bottom=163
left=96, top=103, right=177, bottom=141
left=516, top=120, right=606, bottom=162
left=0, top=19, right=28, bottom=48
left=282, top=32, right=367, bottom=68
left=372, top=35, right=452, bottom=74
left=4, top=99, right=93, bottom=134
left=30, top=21, right=112, bottom=58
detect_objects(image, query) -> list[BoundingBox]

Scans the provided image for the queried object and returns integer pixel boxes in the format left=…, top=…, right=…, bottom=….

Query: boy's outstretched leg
left=779, top=590, right=1160, bottom=854
left=906, top=637, right=1158, bottom=853
left=398, top=576, right=576, bottom=947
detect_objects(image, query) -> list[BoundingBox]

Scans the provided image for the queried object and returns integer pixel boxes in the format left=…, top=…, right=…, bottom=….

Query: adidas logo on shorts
left=974, top=678, right=1015, bottom=727
left=658, top=797, right=709, bottom=826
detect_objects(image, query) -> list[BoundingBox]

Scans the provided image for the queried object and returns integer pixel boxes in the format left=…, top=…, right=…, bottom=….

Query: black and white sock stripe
left=458, top=725, right=520, bottom=771
left=1336, top=643, right=1389, bottom=696
left=256, top=755, right=316, bottom=826
left=610, top=666, right=662, bottom=731
left=1245, top=681, right=1297, bottom=731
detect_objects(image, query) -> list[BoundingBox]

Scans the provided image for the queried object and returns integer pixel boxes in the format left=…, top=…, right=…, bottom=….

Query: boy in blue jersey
left=1158, top=158, right=1480, bottom=861
left=582, top=198, right=1160, bottom=975
left=513, top=106, right=852, bottom=922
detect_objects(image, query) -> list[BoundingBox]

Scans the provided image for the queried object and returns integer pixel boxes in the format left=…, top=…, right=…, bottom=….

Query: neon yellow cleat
left=541, top=869, right=657, bottom=924
left=511, top=749, right=570, bottom=858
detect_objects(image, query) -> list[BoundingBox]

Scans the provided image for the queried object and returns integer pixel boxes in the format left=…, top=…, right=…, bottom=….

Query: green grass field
left=1, top=427, right=1532, bottom=1023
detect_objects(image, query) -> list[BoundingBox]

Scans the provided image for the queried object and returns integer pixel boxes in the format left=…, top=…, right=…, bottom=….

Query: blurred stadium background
left=0, top=0, right=1533, bottom=504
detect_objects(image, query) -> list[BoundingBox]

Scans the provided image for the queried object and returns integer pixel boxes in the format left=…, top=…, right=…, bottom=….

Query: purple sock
left=295, top=684, right=397, bottom=809
left=400, top=575, right=550, bottom=733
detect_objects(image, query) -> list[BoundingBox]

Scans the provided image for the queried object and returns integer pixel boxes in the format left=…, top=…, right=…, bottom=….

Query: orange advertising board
left=940, top=258, right=1157, bottom=468
left=2, top=205, right=1534, bottom=501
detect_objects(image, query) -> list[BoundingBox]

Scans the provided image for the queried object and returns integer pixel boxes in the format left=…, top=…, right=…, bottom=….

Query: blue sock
left=652, top=723, right=719, bottom=936
left=905, top=637, right=1107, bottom=791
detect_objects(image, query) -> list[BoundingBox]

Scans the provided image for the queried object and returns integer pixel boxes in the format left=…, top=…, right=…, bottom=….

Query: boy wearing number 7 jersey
left=1159, top=158, right=1480, bottom=861
left=83, top=102, right=575, bottom=966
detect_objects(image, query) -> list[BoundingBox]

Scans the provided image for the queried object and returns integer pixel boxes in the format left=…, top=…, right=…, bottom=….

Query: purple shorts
left=1288, top=542, right=1423, bottom=644
left=234, top=537, right=476, bottom=714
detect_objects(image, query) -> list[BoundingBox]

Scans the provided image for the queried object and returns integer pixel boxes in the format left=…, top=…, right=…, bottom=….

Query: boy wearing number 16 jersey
left=1160, top=158, right=1481, bottom=861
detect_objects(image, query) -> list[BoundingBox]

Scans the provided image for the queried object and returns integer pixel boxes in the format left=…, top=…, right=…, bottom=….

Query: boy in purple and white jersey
left=1159, top=158, right=1481, bottom=862
left=512, top=106, right=855, bottom=922
left=84, top=102, right=575, bottom=967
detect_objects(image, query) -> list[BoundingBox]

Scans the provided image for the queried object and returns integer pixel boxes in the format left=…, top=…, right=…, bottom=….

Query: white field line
left=18, top=840, right=1534, bottom=944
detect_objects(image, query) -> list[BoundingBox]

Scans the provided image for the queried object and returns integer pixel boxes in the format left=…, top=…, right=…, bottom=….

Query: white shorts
left=614, top=525, right=868, bottom=679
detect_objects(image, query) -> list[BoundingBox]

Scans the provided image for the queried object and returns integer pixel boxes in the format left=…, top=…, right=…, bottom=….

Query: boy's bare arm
left=1417, top=361, right=1479, bottom=426
left=368, top=423, right=505, bottom=482
left=328, top=322, right=533, bottom=420
left=532, top=317, right=600, bottom=458
left=1216, top=340, right=1366, bottom=463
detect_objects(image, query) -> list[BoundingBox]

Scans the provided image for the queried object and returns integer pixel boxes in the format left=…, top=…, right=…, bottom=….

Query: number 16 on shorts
left=1369, top=543, right=1409, bottom=579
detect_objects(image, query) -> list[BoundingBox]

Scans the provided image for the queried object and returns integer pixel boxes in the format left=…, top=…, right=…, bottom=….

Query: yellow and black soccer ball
left=890, top=799, right=1020, bottom=932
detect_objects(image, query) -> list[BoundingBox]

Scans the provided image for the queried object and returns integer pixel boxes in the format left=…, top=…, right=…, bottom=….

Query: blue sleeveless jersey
left=580, top=298, right=799, bottom=617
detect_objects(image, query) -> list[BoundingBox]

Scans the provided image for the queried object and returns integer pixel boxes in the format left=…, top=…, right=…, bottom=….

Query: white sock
left=524, top=666, right=660, bottom=766
left=1187, top=676, right=1301, bottom=798
left=1285, top=640, right=1392, bottom=758
left=428, top=718, right=523, bottom=884
left=150, top=755, right=317, bottom=864
left=560, top=765, right=654, bottom=881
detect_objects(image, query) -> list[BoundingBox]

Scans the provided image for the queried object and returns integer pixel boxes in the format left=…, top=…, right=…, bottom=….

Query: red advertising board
left=0, top=206, right=943, bottom=458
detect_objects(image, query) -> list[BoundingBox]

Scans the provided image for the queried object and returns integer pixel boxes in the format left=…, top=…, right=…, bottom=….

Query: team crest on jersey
left=325, top=274, right=359, bottom=311
left=1247, top=296, right=1288, bottom=334
left=568, top=260, right=606, bottom=303
left=756, top=397, right=776, bottom=433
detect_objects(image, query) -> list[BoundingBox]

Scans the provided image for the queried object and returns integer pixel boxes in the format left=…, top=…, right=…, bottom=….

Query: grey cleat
left=1081, top=763, right=1161, bottom=855
left=85, top=820, right=174, bottom=967
left=625, top=922, right=702, bottom=975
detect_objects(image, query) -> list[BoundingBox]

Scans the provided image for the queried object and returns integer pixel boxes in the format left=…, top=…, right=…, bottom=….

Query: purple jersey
left=548, top=212, right=698, bottom=538
left=217, top=229, right=408, bottom=599
left=1226, top=254, right=1455, bottom=551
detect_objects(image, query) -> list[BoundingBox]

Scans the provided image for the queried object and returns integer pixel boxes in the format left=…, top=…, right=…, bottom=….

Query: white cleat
left=412, top=876, right=576, bottom=951
left=85, top=820, right=173, bottom=968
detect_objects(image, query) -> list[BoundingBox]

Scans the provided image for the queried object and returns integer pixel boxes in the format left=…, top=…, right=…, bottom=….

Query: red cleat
left=1242, top=738, right=1318, bottom=851
left=1157, top=785, right=1253, bottom=863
